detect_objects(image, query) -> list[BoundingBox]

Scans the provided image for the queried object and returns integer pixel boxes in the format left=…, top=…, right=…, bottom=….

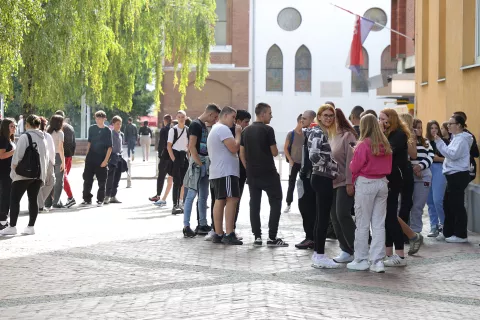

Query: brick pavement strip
left=1, top=163, right=480, bottom=319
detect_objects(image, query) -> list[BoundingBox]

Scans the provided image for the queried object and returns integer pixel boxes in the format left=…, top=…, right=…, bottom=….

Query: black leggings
left=9, top=179, right=42, bottom=227
left=0, top=176, right=12, bottom=221
left=311, top=175, right=334, bottom=254
left=156, top=158, right=170, bottom=196
left=385, top=186, right=404, bottom=250
left=398, top=162, right=414, bottom=225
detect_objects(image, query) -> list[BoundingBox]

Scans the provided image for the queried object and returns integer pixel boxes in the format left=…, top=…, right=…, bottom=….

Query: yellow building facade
left=415, top=0, right=480, bottom=231
left=416, top=0, right=480, bottom=135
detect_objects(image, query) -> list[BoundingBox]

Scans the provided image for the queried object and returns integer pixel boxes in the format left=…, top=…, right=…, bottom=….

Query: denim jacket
left=183, top=155, right=210, bottom=191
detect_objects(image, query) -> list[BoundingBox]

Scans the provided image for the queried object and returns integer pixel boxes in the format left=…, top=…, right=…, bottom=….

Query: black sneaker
left=221, top=233, right=243, bottom=245
left=65, top=198, right=76, bottom=208
left=183, top=226, right=196, bottom=238
left=295, top=239, right=314, bottom=249
left=253, top=237, right=263, bottom=247
left=0, top=222, right=8, bottom=230
left=267, top=238, right=289, bottom=247
left=212, top=233, right=224, bottom=243
left=96, top=201, right=104, bottom=207
left=80, top=201, right=92, bottom=206
left=52, top=203, right=66, bottom=209
left=196, top=225, right=211, bottom=235
left=172, top=206, right=183, bottom=215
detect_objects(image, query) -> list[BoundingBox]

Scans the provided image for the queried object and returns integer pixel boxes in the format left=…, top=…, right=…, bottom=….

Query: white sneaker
left=445, top=235, right=468, bottom=243
left=334, top=251, right=354, bottom=263
left=369, top=260, right=385, bottom=273
left=436, top=233, right=446, bottom=241
left=283, top=205, right=291, bottom=213
left=204, top=230, right=216, bottom=241
left=384, top=255, right=407, bottom=267
left=0, top=226, right=17, bottom=236
left=347, top=259, right=369, bottom=271
left=154, top=200, right=167, bottom=206
left=21, top=226, right=35, bottom=235
left=312, top=254, right=341, bottom=269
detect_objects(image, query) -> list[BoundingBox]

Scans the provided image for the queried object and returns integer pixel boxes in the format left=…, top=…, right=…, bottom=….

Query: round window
left=363, top=8, right=387, bottom=32
left=277, top=8, right=302, bottom=31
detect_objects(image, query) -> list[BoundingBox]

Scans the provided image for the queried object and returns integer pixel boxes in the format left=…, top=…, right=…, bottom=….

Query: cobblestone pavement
left=1, top=157, right=480, bottom=319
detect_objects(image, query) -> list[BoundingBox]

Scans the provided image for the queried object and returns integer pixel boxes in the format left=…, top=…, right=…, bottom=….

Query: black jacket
left=387, top=128, right=408, bottom=188
left=157, top=125, right=170, bottom=157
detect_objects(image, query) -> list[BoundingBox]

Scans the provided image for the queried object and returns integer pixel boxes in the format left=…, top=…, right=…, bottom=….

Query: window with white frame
left=215, top=0, right=227, bottom=46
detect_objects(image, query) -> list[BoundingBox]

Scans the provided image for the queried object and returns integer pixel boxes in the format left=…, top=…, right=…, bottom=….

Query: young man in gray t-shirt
left=207, top=106, right=242, bottom=245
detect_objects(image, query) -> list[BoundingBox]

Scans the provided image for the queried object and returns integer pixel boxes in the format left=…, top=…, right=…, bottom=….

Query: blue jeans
left=127, top=137, right=136, bottom=157
left=183, top=165, right=209, bottom=227
left=427, top=163, right=447, bottom=229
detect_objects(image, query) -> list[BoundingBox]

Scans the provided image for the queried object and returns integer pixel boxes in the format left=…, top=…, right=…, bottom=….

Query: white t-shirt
left=207, top=123, right=239, bottom=179
left=167, top=125, right=189, bottom=152
left=45, top=132, right=55, bottom=165
left=51, top=130, right=64, bottom=153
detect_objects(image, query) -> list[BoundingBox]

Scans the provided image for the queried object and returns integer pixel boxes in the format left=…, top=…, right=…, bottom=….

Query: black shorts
left=211, top=176, right=240, bottom=200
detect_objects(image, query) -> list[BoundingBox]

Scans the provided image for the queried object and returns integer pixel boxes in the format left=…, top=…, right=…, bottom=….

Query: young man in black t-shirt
left=182, top=104, right=220, bottom=237
left=81, top=111, right=112, bottom=207
left=240, top=103, right=288, bottom=247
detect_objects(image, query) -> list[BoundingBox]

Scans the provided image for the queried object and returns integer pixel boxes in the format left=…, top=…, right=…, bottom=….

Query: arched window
left=381, top=45, right=397, bottom=81
left=266, top=45, right=283, bottom=92
left=351, top=47, right=369, bottom=93
left=295, top=45, right=312, bottom=92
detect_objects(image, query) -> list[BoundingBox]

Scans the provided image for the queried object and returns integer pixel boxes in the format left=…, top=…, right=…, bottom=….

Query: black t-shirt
left=0, top=136, right=13, bottom=178
left=231, top=125, right=246, bottom=178
left=241, top=122, right=277, bottom=177
left=387, top=128, right=408, bottom=186
left=87, top=125, right=112, bottom=164
left=189, top=119, right=208, bottom=156
left=139, top=126, right=152, bottom=136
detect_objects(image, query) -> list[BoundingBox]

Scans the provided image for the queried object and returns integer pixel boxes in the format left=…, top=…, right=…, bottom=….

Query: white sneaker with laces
left=283, top=205, right=291, bottom=213
left=334, top=251, right=354, bottom=263
left=369, top=260, right=385, bottom=273
left=22, top=226, right=35, bottom=235
left=384, top=254, right=407, bottom=267
left=347, top=259, right=370, bottom=271
left=445, top=235, right=468, bottom=243
left=312, top=254, right=341, bottom=269
left=204, top=230, right=216, bottom=241
left=436, top=233, right=446, bottom=241
left=0, top=226, right=17, bottom=236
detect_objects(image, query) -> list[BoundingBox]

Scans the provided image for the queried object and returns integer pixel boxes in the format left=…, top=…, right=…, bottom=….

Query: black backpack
left=15, top=133, right=41, bottom=179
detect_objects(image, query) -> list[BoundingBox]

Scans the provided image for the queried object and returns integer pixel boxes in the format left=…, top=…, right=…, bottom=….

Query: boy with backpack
left=283, top=114, right=304, bottom=213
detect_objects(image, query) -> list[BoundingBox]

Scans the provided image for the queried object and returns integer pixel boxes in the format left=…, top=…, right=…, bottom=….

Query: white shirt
left=436, top=132, right=473, bottom=175
left=45, top=132, right=55, bottom=165
left=167, top=125, right=188, bottom=152
left=17, top=119, right=24, bottom=134
left=207, top=123, right=239, bottom=179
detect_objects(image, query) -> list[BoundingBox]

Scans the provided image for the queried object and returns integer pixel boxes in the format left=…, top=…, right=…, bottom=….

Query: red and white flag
left=346, top=15, right=375, bottom=72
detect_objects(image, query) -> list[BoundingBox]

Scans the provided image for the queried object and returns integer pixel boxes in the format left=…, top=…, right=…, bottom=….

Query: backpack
left=286, top=130, right=294, bottom=163
left=15, top=133, right=41, bottom=179
left=160, top=127, right=189, bottom=160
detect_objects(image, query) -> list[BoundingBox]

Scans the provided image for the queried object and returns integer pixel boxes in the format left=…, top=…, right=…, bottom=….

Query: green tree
left=12, top=0, right=216, bottom=113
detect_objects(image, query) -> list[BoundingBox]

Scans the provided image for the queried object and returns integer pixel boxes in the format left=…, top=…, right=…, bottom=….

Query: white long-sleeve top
left=435, top=132, right=473, bottom=175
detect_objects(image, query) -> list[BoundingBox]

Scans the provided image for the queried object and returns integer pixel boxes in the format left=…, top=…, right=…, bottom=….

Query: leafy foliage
left=1, top=0, right=216, bottom=113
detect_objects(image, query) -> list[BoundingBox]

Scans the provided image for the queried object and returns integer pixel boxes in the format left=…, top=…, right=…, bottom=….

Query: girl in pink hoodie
left=347, top=114, right=392, bottom=273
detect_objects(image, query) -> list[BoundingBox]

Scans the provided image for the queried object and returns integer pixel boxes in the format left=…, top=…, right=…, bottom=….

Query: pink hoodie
left=350, top=138, right=392, bottom=183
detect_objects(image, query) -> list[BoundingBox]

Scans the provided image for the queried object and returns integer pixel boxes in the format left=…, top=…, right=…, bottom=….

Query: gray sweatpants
left=38, top=163, right=55, bottom=208
left=330, top=186, right=356, bottom=255
left=410, top=169, right=432, bottom=233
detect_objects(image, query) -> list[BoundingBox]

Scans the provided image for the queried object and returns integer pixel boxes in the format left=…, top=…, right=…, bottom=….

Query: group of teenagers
left=0, top=110, right=129, bottom=236
left=150, top=101, right=477, bottom=273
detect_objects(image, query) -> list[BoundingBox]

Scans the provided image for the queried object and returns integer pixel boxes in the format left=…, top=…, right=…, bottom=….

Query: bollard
left=127, top=158, right=132, bottom=188
left=278, top=154, right=283, bottom=178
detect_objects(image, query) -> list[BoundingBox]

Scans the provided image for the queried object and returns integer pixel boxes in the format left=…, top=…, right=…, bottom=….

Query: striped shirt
left=412, top=139, right=434, bottom=170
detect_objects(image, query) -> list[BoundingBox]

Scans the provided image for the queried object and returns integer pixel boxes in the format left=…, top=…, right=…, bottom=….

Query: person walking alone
left=283, top=114, right=304, bottom=213
left=0, top=115, right=48, bottom=236
left=240, top=103, right=288, bottom=247
left=125, top=118, right=138, bottom=161
left=55, top=111, right=76, bottom=208
left=81, top=111, right=112, bottom=207
left=0, top=118, right=16, bottom=230
left=139, top=121, right=152, bottom=162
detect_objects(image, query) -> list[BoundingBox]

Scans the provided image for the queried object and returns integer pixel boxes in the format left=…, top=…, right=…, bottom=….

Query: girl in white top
left=47, top=115, right=65, bottom=208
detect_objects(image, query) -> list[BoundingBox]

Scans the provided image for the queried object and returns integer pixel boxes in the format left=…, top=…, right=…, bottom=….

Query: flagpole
left=330, top=3, right=414, bottom=41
